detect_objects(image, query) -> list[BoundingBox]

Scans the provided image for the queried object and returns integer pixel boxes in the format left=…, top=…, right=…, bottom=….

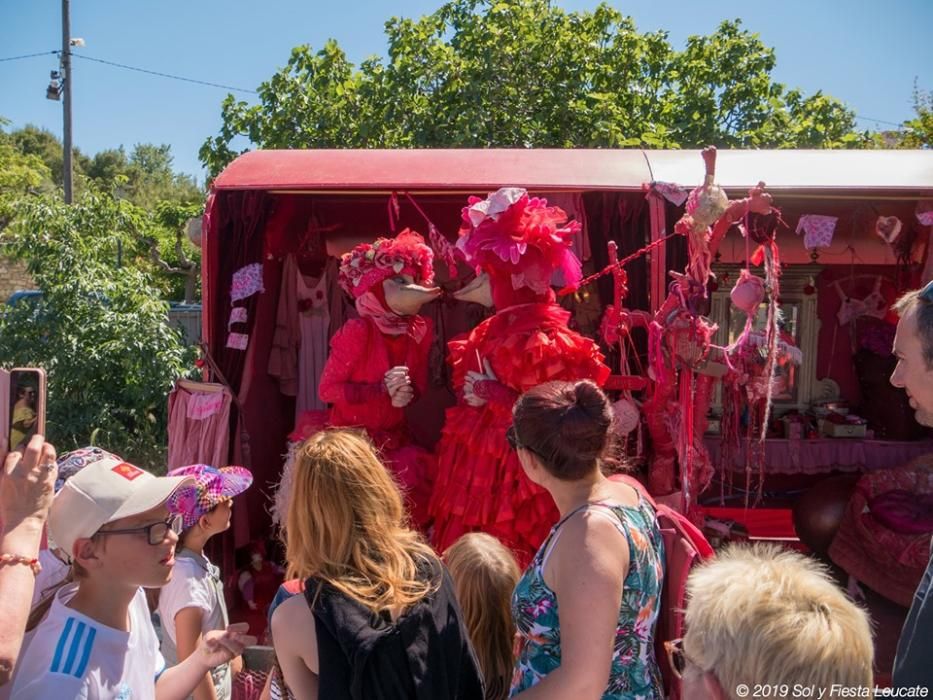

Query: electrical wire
left=0, top=50, right=917, bottom=125
left=853, top=115, right=905, bottom=128
left=0, top=50, right=58, bottom=63
left=1, top=49, right=257, bottom=94
left=69, top=53, right=258, bottom=94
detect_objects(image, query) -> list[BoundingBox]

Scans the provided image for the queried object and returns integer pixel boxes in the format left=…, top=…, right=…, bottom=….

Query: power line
left=854, top=115, right=904, bottom=128
left=0, top=50, right=58, bottom=63
left=1, top=49, right=914, bottom=125
left=69, top=52, right=258, bottom=94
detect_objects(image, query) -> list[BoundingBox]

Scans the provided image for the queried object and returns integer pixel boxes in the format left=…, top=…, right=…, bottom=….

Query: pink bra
left=835, top=277, right=887, bottom=326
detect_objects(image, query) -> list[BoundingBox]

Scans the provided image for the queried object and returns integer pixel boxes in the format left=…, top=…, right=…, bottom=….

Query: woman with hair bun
left=508, top=380, right=665, bottom=700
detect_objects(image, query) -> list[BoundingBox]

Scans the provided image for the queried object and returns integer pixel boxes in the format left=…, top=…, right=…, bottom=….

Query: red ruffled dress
left=430, top=299, right=609, bottom=565
left=302, top=315, right=436, bottom=528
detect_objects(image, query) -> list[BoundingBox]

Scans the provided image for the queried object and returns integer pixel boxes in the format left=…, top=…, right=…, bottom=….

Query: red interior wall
left=212, top=190, right=651, bottom=541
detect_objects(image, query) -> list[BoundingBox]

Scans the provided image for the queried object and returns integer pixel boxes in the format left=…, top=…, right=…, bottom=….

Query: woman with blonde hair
left=270, top=429, right=483, bottom=700
left=445, top=533, right=521, bottom=700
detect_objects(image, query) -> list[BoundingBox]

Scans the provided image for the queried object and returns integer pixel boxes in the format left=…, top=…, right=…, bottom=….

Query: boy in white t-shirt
left=158, top=464, right=253, bottom=700
left=9, top=455, right=255, bottom=700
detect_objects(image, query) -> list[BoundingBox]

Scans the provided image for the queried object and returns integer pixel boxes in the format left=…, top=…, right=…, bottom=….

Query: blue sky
left=1, top=0, right=930, bottom=183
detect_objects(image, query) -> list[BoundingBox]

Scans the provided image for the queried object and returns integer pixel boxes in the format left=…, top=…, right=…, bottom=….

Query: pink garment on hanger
left=296, top=271, right=330, bottom=414
left=796, top=215, right=838, bottom=250
left=230, top=263, right=264, bottom=301
left=651, top=181, right=689, bottom=207
left=167, top=380, right=232, bottom=471
left=835, top=277, right=887, bottom=326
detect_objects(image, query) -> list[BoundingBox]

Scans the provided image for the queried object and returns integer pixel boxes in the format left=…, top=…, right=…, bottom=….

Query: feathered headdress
left=457, top=187, right=582, bottom=295
left=338, top=228, right=435, bottom=299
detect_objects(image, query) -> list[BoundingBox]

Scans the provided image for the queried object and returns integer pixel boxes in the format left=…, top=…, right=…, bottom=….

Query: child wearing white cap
left=8, top=454, right=255, bottom=700
left=157, top=464, right=253, bottom=700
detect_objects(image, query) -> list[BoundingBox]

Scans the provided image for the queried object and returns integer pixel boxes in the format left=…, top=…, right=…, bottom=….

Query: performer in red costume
left=283, top=229, right=441, bottom=529
left=430, top=188, right=610, bottom=565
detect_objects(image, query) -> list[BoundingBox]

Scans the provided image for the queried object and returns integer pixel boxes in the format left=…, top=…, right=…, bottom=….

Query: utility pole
left=61, top=0, right=73, bottom=204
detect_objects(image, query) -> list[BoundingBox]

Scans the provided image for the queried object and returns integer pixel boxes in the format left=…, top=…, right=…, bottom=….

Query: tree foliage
left=872, top=83, right=932, bottom=149
left=201, top=0, right=868, bottom=177
left=0, top=189, right=195, bottom=468
left=0, top=120, right=55, bottom=229
left=0, top=120, right=204, bottom=300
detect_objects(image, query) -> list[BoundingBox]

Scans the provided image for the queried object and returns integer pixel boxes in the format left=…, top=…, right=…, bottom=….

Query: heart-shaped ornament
left=875, top=216, right=902, bottom=244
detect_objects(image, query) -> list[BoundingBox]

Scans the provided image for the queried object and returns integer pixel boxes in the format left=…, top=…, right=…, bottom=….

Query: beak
left=402, top=283, right=443, bottom=300
left=384, top=280, right=442, bottom=316
left=452, top=272, right=493, bottom=308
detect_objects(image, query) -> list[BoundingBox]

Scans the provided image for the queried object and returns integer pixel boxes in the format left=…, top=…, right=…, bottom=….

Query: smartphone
left=0, top=368, right=47, bottom=454
left=241, top=645, right=275, bottom=673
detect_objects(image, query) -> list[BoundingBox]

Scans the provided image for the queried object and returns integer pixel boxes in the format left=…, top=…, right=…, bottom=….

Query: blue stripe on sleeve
left=74, top=626, right=96, bottom=678
left=50, top=617, right=75, bottom=673
left=62, top=620, right=86, bottom=675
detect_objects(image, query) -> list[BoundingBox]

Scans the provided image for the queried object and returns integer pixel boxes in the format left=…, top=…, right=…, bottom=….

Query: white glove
left=463, top=358, right=497, bottom=407
left=384, top=366, right=414, bottom=408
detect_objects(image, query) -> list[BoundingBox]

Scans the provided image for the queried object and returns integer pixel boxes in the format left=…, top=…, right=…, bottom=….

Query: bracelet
left=0, top=553, right=42, bottom=576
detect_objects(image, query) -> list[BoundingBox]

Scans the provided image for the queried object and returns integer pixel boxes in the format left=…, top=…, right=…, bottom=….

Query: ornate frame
left=708, top=263, right=822, bottom=415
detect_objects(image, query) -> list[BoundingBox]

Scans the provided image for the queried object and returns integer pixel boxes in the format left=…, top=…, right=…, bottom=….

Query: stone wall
left=0, top=258, right=36, bottom=301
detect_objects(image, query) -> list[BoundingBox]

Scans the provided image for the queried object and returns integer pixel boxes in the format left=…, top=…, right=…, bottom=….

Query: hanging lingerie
left=834, top=276, right=887, bottom=326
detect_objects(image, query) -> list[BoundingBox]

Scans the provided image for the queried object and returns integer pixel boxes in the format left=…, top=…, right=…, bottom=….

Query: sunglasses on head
left=921, top=280, right=933, bottom=303
left=506, top=424, right=522, bottom=451
left=506, top=424, right=548, bottom=462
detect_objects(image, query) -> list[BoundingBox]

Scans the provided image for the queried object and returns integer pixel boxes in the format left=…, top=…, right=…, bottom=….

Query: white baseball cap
left=49, top=456, right=194, bottom=562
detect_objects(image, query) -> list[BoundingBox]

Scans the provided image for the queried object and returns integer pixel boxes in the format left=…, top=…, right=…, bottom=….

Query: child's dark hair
left=511, top=379, right=612, bottom=480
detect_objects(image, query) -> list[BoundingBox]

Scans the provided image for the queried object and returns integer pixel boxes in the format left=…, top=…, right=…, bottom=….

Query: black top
left=304, top=557, right=485, bottom=700
left=893, top=548, right=933, bottom=689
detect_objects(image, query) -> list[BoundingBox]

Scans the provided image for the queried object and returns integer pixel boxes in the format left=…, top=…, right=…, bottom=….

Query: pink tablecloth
left=704, top=436, right=933, bottom=475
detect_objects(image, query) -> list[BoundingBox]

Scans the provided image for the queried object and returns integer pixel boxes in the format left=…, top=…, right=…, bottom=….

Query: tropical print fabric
left=510, top=498, right=665, bottom=699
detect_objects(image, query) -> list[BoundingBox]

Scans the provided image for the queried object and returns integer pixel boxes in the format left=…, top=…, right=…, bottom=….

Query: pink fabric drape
left=167, top=380, right=233, bottom=471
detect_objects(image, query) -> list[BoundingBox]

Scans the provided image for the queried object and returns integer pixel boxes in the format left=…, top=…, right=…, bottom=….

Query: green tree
left=872, top=83, right=931, bottom=149
left=1, top=122, right=205, bottom=300
left=140, top=201, right=202, bottom=302
left=201, top=0, right=867, bottom=178
left=0, top=188, right=195, bottom=468
left=0, top=119, right=55, bottom=230
left=10, top=124, right=91, bottom=187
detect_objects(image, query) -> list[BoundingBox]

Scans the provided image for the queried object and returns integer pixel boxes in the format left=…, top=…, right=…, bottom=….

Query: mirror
left=726, top=301, right=801, bottom=403
left=709, top=263, right=821, bottom=415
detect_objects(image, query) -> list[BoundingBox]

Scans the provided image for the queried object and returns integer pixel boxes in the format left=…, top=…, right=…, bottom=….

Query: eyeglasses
left=96, top=514, right=183, bottom=546
left=664, top=638, right=697, bottom=680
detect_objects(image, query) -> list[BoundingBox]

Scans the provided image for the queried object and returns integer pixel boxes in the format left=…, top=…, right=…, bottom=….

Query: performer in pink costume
left=284, top=229, right=441, bottom=530
left=429, top=188, right=609, bottom=566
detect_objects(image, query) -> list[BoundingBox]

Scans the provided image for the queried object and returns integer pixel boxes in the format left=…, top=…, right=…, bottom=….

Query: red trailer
left=198, top=147, right=932, bottom=537
left=194, top=147, right=932, bottom=676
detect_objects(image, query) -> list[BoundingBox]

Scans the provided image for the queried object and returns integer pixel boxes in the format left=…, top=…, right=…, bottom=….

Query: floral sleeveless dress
left=510, top=497, right=665, bottom=699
